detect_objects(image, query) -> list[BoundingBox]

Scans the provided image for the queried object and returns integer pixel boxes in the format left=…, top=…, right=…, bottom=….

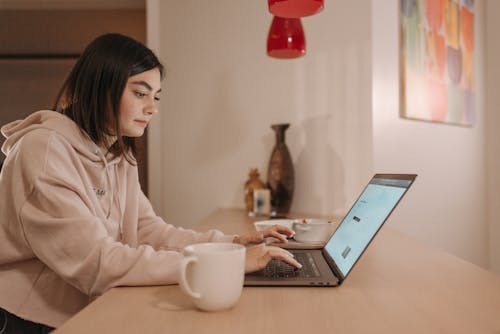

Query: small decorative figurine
left=244, top=168, right=266, bottom=215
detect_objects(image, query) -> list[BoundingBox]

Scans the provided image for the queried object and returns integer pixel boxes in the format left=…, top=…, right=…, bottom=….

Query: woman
left=0, top=33, right=300, bottom=332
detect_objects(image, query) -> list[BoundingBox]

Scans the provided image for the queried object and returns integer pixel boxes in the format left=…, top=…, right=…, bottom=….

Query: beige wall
left=149, top=0, right=494, bottom=270
left=151, top=0, right=373, bottom=227
left=372, top=0, right=488, bottom=269
left=485, top=0, right=500, bottom=274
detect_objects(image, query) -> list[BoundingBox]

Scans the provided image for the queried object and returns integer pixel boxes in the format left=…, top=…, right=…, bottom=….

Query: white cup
left=178, top=243, right=246, bottom=311
left=292, top=219, right=332, bottom=243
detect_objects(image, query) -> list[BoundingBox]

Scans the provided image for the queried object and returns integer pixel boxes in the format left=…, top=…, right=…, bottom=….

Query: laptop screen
left=324, top=175, right=415, bottom=277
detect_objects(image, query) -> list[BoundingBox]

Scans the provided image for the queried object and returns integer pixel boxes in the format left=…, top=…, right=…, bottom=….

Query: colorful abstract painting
left=400, top=0, right=475, bottom=126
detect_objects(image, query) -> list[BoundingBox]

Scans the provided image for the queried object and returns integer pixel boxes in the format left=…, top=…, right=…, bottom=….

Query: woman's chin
left=123, top=131, right=144, bottom=138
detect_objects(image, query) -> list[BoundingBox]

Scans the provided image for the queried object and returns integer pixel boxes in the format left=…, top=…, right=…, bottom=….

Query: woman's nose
left=145, top=99, right=158, bottom=115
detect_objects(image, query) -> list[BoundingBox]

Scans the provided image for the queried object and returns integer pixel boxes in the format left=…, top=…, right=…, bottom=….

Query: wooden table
left=54, top=208, right=500, bottom=334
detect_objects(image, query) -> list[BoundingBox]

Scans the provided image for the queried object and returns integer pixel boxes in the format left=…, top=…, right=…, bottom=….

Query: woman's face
left=118, top=67, right=161, bottom=137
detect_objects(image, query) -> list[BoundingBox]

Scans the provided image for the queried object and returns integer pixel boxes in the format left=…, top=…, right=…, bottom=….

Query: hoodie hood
left=1, top=110, right=124, bottom=221
left=1, top=110, right=118, bottom=164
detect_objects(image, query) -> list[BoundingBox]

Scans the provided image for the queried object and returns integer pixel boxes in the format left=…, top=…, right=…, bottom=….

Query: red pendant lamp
left=268, top=0, right=324, bottom=18
left=267, top=16, right=306, bottom=59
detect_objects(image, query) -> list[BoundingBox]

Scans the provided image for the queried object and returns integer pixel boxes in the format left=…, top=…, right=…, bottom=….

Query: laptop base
left=244, top=249, right=339, bottom=287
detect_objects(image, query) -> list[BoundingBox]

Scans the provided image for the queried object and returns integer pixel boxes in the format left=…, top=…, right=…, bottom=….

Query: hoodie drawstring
left=95, top=148, right=123, bottom=240
left=114, top=163, right=124, bottom=239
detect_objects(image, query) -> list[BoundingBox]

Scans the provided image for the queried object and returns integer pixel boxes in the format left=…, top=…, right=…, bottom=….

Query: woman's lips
left=134, top=120, right=148, bottom=126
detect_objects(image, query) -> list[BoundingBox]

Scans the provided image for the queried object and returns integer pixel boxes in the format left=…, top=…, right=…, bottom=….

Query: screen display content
left=325, top=178, right=412, bottom=277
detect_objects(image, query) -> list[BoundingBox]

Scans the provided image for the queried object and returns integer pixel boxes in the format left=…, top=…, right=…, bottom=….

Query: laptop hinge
left=321, top=248, right=345, bottom=283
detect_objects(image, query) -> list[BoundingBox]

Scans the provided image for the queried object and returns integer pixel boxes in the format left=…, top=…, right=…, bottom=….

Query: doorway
left=0, top=5, right=149, bottom=194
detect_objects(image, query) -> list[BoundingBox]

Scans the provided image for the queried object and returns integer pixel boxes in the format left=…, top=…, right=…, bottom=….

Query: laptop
left=244, top=173, right=417, bottom=287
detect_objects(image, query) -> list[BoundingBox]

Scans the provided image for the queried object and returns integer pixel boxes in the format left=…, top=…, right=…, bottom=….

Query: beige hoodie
left=0, top=110, right=233, bottom=328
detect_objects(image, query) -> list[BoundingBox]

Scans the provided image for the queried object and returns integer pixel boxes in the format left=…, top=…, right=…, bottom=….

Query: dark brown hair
left=53, top=33, right=164, bottom=163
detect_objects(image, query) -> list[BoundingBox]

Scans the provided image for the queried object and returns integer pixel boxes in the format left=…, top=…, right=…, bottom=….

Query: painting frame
left=399, top=0, right=475, bottom=127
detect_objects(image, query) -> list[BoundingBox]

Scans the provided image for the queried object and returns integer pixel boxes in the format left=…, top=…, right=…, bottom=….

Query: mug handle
left=178, top=256, right=201, bottom=299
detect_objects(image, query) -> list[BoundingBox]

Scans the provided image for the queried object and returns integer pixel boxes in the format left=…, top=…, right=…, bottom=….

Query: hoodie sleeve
left=136, top=190, right=235, bottom=251
left=17, top=131, right=188, bottom=297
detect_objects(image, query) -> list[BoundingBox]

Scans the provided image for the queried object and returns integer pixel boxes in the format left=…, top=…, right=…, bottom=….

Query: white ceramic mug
left=178, top=243, right=246, bottom=311
left=292, top=219, right=332, bottom=243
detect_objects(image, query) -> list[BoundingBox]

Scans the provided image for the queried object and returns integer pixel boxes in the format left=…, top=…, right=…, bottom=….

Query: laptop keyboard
left=259, top=252, right=321, bottom=278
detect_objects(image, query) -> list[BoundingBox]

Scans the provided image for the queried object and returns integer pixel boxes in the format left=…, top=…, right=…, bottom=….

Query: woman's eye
left=135, top=92, right=146, bottom=98
left=154, top=96, right=161, bottom=102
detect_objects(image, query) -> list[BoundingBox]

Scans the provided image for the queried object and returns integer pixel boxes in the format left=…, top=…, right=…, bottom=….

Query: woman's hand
left=233, top=224, right=295, bottom=245
left=245, top=243, right=302, bottom=273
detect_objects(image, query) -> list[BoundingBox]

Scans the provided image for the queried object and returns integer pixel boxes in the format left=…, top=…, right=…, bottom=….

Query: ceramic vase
left=267, top=123, right=294, bottom=216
